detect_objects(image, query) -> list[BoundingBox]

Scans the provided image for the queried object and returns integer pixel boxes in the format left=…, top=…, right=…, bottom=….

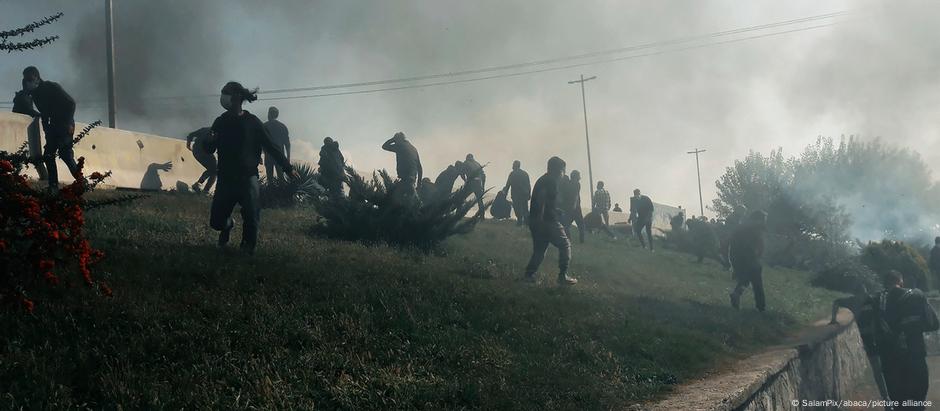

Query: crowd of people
left=11, top=70, right=940, bottom=408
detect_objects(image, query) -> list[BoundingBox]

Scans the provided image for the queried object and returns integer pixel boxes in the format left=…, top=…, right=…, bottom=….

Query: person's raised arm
left=382, top=137, right=397, bottom=152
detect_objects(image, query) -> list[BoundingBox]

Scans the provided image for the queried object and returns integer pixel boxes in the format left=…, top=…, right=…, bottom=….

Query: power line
left=0, top=11, right=848, bottom=106
left=257, top=22, right=840, bottom=102
left=258, top=10, right=849, bottom=95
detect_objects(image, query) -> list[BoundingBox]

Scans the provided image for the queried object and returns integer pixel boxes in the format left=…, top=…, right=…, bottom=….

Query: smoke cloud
left=3, top=0, right=940, bottom=233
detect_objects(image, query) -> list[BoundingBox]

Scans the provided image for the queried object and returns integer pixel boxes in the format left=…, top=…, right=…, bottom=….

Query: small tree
left=861, top=240, right=931, bottom=291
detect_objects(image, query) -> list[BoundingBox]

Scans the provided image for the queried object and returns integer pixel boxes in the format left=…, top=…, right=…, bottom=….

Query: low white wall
left=0, top=112, right=205, bottom=190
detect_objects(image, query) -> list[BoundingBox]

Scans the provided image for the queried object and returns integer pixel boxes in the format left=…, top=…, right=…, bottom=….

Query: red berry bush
left=0, top=123, right=112, bottom=311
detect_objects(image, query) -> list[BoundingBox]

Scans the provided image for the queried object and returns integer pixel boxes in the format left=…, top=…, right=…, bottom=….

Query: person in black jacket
left=204, top=81, right=298, bottom=255
left=524, top=156, right=577, bottom=285
left=629, top=189, right=655, bottom=251
left=461, top=153, right=486, bottom=214
left=23, top=66, right=77, bottom=192
left=559, top=170, right=585, bottom=244
left=729, top=210, right=767, bottom=311
left=503, top=160, right=531, bottom=226
left=876, top=270, right=940, bottom=410
left=382, top=131, right=422, bottom=199
left=434, top=161, right=462, bottom=200
left=186, top=127, right=217, bottom=193
left=11, top=77, right=47, bottom=180
left=317, top=137, right=346, bottom=198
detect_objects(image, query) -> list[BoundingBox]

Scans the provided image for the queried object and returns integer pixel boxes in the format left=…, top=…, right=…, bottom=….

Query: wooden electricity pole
left=568, top=74, right=597, bottom=206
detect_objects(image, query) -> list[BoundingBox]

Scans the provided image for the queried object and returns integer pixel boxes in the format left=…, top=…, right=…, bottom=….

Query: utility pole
left=105, top=0, right=117, bottom=128
left=687, top=148, right=706, bottom=216
left=568, top=74, right=597, bottom=207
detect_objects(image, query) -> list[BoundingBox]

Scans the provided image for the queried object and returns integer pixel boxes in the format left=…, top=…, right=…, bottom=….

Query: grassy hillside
left=0, top=192, right=840, bottom=409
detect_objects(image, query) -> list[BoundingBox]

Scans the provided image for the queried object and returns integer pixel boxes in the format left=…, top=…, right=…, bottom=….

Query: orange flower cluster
left=0, top=152, right=112, bottom=312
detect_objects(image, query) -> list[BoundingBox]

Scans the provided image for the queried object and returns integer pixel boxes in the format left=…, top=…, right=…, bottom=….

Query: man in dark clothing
left=434, top=161, right=463, bottom=200
left=262, top=107, right=291, bottom=180
left=559, top=170, right=586, bottom=244
left=729, top=211, right=768, bottom=311
left=829, top=284, right=891, bottom=404
left=12, top=78, right=48, bottom=180
left=490, top=190, right=512, bottom=220
left=929, top=237, right=940, bottom=288
left=418, top=178, right=437, bottom=203
left=23, top=66, right=77, bottom=192
left=503, top=160, right=531, bottom=226
left=687, top=217, right=719, bottom=263
left=876, top=270, right=939, bottom=410
left=629, top=189, right=655, bottom=251
left=205, top=82, right=297, bottom=255
left=317, top=137, right=346, bottom=198
left=461, top=153, right=486, bottom=214
left=382, top=131, right=422, bottom=198
left=186, top=127, right=217, bottom=193
left=613, top=203, right=623, bottom=212
left=525, top=156, right=577, bottom=285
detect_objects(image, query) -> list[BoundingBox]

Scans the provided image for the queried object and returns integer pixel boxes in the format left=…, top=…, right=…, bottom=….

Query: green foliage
left=714, top=137, right=940, bottom=256
left=311, top=167, right=486, bottom=252
left=861, top=240, right=931, bottom=290
left=811, top=256, right=880, bottom=294
left=259, top=162, right=321, bottom=209
left=664, top=219, right=720, bottom=263
left=712, top=149, right=854, bottom=272
left=0, top=193, right=840, bottom=409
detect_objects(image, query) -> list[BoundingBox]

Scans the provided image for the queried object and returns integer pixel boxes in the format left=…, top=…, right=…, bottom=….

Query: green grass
left=0, top=192, right=841, bottom=409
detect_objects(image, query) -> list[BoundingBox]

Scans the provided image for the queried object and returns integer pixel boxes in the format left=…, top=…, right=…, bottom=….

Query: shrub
left=811, top=257, right=880, bottom=294
left=259, top=162, right=321, bottom=209
left=860, top=240, right=931, bottom=290
left=311, top=167, right=487, bottom=252
left=0, top=126, right=112, bottom=311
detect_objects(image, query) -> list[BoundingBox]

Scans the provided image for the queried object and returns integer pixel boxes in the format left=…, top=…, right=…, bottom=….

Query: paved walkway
left=842, top=356, right=940, bottom=410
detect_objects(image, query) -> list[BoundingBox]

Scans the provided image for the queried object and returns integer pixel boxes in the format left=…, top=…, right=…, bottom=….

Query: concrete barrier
left=0, top=112, right=205, bottom=190
left=647, top=314, right=871, bottom=411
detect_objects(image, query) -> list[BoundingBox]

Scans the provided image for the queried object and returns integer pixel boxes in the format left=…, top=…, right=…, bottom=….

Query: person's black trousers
left=210, top=175, right=261, bottom=251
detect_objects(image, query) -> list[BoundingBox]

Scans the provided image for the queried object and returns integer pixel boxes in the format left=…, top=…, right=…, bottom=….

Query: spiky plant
left=259, top=162, right=322, bottom=209
left=311, top=166, right=489, bottom=252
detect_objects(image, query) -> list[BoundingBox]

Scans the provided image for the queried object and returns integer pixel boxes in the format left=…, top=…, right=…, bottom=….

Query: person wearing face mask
left=11, top=77, right=48, bottom=180
left=22, top=66, right=77, bottom=193
left=204, top=81, right=299, bottom=255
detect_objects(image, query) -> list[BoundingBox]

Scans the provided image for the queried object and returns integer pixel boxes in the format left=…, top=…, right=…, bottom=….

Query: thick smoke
left=70, top=0, right=225, bottom=138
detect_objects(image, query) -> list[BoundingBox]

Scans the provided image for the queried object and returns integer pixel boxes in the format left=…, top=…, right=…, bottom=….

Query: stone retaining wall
left=649, top=318, right=870, bottom=411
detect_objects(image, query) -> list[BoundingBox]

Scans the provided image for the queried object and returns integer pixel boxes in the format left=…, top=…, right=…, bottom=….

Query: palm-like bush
left=311, top=167, right=488, bottom=252
left=259, top=162, right=322, bottom=209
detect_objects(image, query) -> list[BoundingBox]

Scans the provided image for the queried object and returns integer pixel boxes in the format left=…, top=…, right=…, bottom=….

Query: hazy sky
left=2, top=1, right=939, bottom=216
